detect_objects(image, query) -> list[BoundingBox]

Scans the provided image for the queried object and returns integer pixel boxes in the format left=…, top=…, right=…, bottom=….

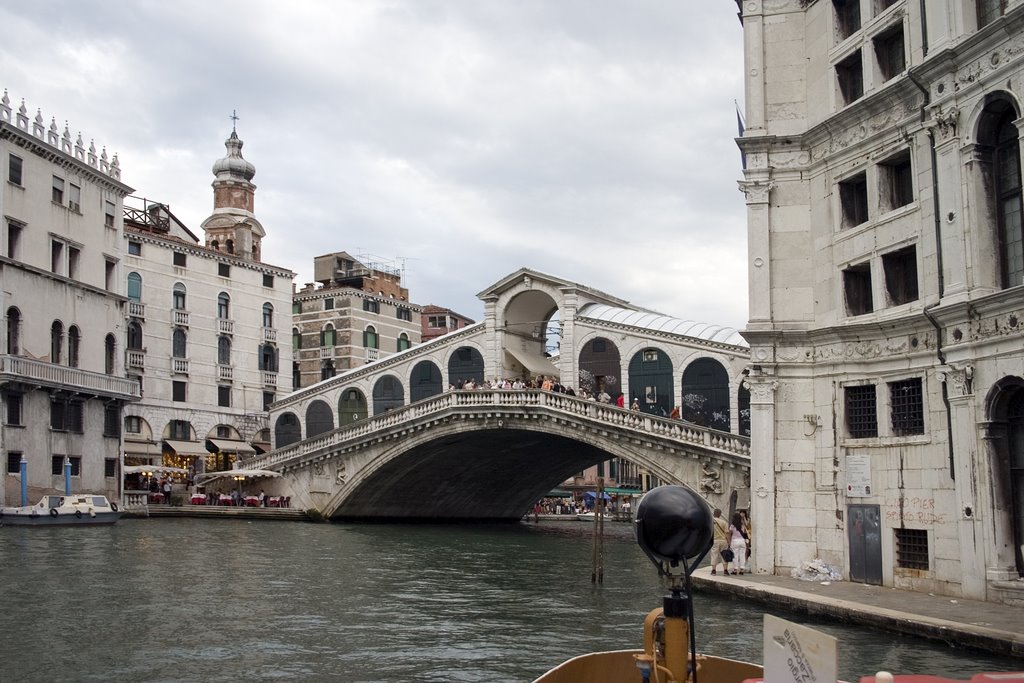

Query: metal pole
left=20, top=454, right=28, bottom=506
left=64, top=456, right=72, bottom=495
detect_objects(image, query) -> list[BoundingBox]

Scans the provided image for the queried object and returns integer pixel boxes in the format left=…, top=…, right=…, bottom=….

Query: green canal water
left=0, top=518, right=1018, bottom=682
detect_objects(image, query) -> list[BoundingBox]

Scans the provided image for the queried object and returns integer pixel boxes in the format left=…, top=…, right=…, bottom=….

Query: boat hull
left=1, top=509, right=122, bottom=526
left=532, top=650, right=763, bottom=683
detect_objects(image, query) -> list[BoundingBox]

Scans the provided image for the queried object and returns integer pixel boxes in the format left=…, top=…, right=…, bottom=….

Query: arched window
left=259, top=344, right=278, bottom=372
left=127, top=321, right=143, bottom=350
left=210, top=239, right=219, bottom=251
left=127, top=272, right=142, bottom=301
left=172, top=328, right=187, bottom=358
left=50, top=320, right=64, bottom=364
left=364, top=325, right=379, bottom=349
left=218, top=335, right=231, bottom=365
left=105, top=334, right=116, bottom=374
left=6, top=307, right=21, bottom=355
left=226, top=239, right=234, bottom=255
left=172, top=282, right=186, bottom=310
left=262, top=302, right=274, bottom=328
left=994, top=110, right=1023, bottom=288
left=68, top=325, right=81, bottom=368
left=321, top=360, right=336, bottom=381
left=397, top=332, right=410, bottom=352
left=217, top=292, right=230, bottom=319
left=320, top=324, right=336, bottom=347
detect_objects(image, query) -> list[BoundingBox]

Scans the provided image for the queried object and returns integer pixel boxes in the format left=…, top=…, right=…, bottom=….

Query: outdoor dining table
left=149, top=492, right=164, bottom=504
left=244, top=496, right=260, bottom=507
left=218, top=494, right=233, bottom=505
left=268, top=496, right=281, bottom=507
left=190, top=493, right=206, bottom=504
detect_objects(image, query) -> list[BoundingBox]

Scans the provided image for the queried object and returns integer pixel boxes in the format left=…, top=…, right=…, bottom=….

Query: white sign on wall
left=846, top=453, right=872, bottom=497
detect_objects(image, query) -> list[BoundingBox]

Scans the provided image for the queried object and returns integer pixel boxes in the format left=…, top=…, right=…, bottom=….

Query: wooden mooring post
left=591, top=478, right=605, bottom=584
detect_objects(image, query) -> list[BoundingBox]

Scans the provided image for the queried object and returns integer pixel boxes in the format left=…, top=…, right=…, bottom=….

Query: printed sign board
left=846, top=453, right=872, bottom=497
left=763, top=614, right=837, bottom=683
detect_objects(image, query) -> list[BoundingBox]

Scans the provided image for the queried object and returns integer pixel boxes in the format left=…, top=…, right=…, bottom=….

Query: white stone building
left=738, top=0, right=1024, bottom=603
left=121, top=128, right=294, bottom=478
left=1, top=91, right=139, bottom=504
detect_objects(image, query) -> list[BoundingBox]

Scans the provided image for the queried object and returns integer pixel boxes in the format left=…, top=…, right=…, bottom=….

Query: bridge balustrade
left=248, top=389, right=749, bottom=472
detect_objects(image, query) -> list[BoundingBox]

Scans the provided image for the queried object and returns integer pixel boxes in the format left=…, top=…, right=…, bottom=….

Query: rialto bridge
left=247, top=268, right=752, bottom=519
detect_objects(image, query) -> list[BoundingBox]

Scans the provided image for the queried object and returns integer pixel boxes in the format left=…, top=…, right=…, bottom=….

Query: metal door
left=848, top=504, right=883, bottom=585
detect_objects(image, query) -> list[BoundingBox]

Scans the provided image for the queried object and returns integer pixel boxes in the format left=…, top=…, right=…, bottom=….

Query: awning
left=163, top=440, right=209, bottom=458
left=123, top=465, right=189, bottom=475
left=194, top=468, right=282, bottom=485
left=505, top=347, right=559, bottom=377
left=124, top=441, right=163, bottom=458
left=205, top=438, right=256, bottom=455
left=603, top=487, right=643, bottom=495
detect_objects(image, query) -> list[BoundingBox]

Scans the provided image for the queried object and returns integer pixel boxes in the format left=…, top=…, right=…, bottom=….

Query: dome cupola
left=212, top=130, right=256, bottom=181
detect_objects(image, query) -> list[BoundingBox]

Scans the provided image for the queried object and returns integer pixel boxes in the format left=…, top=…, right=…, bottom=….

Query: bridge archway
left=628, top=348, right=673, bottom=416
left=372, top=375, right=405, bottom=415
left=275, top=412, right=301, bottom=448
left=306, top=399, right=334, bottom=438
left=448, top=346, right=484, bottom=387
left=410, top=360, right=443, bottom=402
left=578, top=336, right=621, bottom=400
left=681, top=358, right=730, bottom=431
left=338, top=387, right=367, bottom=425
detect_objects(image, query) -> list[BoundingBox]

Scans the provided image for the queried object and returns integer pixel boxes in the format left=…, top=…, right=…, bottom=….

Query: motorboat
left=531, top=485, right=1024, bottom=683
left=0, top=494, right=122, bottom=526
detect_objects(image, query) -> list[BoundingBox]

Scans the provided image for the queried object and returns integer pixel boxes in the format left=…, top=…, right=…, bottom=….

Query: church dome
left=212, top=130, right=256, bottom=181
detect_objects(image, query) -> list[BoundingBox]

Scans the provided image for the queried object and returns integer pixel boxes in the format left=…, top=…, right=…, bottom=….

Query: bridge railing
left=248, top=390, right=750, bottom=471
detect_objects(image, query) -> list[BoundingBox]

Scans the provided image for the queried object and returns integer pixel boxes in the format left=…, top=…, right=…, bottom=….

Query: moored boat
left=1, top=494, right=122, bottom=526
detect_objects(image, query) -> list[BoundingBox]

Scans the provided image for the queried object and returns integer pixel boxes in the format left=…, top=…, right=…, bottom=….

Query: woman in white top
left=728, top=512, right=748, bottom=575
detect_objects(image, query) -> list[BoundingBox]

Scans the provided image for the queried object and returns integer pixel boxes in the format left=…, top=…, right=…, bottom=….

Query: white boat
left=0, top=494, right=122, bottom=526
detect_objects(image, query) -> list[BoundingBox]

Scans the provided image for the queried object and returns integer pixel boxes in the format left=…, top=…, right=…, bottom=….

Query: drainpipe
left=908, top=69, right=955, bottom=480
left=918, top=0, right=929, bottom=57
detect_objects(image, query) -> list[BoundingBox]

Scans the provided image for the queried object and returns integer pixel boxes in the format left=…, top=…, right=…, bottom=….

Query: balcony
left=172, top=309, right=190, bottom=327
left=0, top=354, right=140, bottom=399
left=319, top=346, right=334, bottom=359
left=126, top=349, right=146, bottom=370
left=218, top=318, right=234, bottom=335
left=171, top=357, right=190, bottom=375
left=262, top=327, right=277, bottom=343
left=365, top=348, right=380, bottom=362
left=128, top=301, right=145, bottom=319
left=218, top=364, right=234, bottom=382
left=262, top=371, right=277, bottom=387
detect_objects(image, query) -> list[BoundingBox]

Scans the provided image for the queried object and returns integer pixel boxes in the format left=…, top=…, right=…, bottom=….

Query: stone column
left=739, top=0, right=767, bottom=135
left=745, top=373, right=777, bottom=574
left=739, top=178, right=774, bottom=327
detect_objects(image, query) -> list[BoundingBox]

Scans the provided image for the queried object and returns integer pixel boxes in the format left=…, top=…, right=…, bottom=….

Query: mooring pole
left=591, top=470, right=605, bottom=584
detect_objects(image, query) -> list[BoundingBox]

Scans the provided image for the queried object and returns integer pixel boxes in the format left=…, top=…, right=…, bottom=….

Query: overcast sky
left=2, top=1, right=749, bottom=332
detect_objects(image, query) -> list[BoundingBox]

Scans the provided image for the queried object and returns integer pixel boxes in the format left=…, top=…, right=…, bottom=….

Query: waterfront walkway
left=691, top=567, right=1024, bottom=659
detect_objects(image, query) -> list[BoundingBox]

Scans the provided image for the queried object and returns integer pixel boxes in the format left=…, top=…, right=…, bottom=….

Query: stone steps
left=124, top=505, right=311, bottom=521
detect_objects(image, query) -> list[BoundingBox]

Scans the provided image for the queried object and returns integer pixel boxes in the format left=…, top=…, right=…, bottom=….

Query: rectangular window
left=292, top=301, right=301, bottom=314
left=173, top=251, right=186, bottom=267
left=324, top=298, right=335, bottom=310
left=396, top=307, right=412, bottom=321
left=68, top=183, right=82, bottom=213
left=874, top=0, right=899, bottom=13
left=836, top=51, right=864, bottom=105
left=977, top=0, right=1006, bottom=29
left=834, top=0, right=862, bottom=39
left=9, top=154, right=23, bottom=186
left=5, top=393, right=23, bottom=425
left=218, top=263, right=230, bottom=278
left=105, top=259, right=116, bottom=291
left=68, top=401, right=84, bottom=433
left=7, top=220, right=22, bottom=260
left=69, top=456, right=81, bottom=476
left=879, top=151, right=913, bottom=212
left=105, top=200, right=116, bottom=228
left=218, top=385, right=231, bottom=408
left=104, top=404, right=120, bottom=437
left=363, top=299, right=380, bottom=313
left=172, top=380, right=186, bottom=402
left=883, top=245, right=919, bottom=306
left=843, top=262, right=874, bottom=315
left=895, top=528, right=929, bottom=569
left=52, top=176, right=65, bottom=204
left=68, top=246, right=80, bottom=280
left=169, top=419, right=190, bottom=440
left=839, top=172, right=869, bottom=228
left=104, top=458, right=117, bottom=478
left=51, top=399, right=67, bottom=431
left=428, top=316, right=445, bottom=328
left=890, top=378, right=924, bottom=436
left=125, top=415, right=141, bottom=433
left=845, top=384, right=878, bottom=438
left=874, top=25, right=906, bottom=82
left=7, top=452, right=22, bottom=474
left=51, top=240, right=63, bottom=274
left=263, top=392, right=275, bottom=411
left=263, top=273, right=274, bottom=288
left=128, top=241, right=142, bottom=256
left=52, top=455, right=64, bottom=476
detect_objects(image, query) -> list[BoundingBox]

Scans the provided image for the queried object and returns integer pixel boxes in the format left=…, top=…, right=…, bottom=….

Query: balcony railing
left=0, top=354, right=140, bottom=399
left=262, top=327, right=277, bottom=343
left=218, top=318, right=234, bottom=335
left=365, top=348, right=380, bottom=362
left=319, top=346, right=334, bottom=359
left=126, top=349, right=146, bottom=369
left=218, top=364, right=233, bottom=382
left=172, top=309, right=190, bottom=327
left=262, top=371, right=277, bottom=387
left=171, top=357, right=190, bottom=375
left=127, top=301, right=145, bottom=319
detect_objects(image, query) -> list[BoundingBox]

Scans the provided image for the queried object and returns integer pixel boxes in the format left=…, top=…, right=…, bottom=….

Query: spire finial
left=230, top=109, right=239, bottom=133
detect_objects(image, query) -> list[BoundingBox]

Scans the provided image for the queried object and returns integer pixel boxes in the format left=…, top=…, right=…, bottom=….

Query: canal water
left=0, top=518, right=1018, bottom=683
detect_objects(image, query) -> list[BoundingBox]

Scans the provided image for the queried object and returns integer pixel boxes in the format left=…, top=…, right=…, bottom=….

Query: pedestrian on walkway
left=710, top=508, right=729, bottom=575
left=728, top=512, right=748, bottom=575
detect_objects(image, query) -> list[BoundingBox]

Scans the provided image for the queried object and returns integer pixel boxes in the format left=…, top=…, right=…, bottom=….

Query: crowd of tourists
left=710, top=508, right=752, bottom=575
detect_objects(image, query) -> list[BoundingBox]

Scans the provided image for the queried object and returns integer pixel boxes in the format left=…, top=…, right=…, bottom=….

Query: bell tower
left=200, top=113, right=265, bottom=262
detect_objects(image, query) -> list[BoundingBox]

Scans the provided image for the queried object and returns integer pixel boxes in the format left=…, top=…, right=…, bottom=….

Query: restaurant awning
left=505, top=347, right=559, bottom=377
left=163, top=440, right=209, bottom=458
left=205, top=438, right=256, bottom=455
left=193, top=468, right=282, bottom=485
left=603, top=487, right=643, bottom=495
left=124, top=441, right=163, bottom=458
left=123, top=465, right=189, bottom=475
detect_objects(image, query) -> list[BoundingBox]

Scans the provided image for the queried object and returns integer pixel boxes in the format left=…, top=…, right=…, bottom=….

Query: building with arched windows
left=1, top=92, right=140, bottom=504
left=120, top=127, right=293, bottom=477
left=291, top=252, right=422, bottom=389
left=737, top=0, right=1024, bottom=604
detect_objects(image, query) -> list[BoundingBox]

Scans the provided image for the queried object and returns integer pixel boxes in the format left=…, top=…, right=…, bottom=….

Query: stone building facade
left=738, top=0, right=1024, bottom=604
left=420, top=304, right=475, bottom=343
left=1, top=92, right=139, bottom=504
